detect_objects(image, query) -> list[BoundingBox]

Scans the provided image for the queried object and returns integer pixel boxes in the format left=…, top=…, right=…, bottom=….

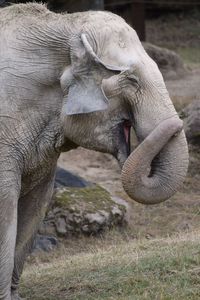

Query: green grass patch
left=146, top=10, right=200, bottom=68
left=21, top=231, right=200, bottom=300
left=176, top=47, right=200, bottom=67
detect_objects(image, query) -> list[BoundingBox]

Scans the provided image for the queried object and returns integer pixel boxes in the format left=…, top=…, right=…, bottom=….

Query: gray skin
left=0, top=3, right=188, bottom=300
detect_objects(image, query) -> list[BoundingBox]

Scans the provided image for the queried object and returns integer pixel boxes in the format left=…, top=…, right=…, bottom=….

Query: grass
left=21, top=231, right=200, bottom=300
left=20, top=147, right=200, bottom=300
left=176, top=47, right=200, bottom=67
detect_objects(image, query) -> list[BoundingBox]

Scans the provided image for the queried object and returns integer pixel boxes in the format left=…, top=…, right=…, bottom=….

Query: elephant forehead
left=99, top=24, right=147, bottom=69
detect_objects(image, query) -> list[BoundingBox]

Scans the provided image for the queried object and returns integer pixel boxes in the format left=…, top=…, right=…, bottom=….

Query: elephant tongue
left=124, top=121, right=131, bottom=145
left=123, top=121, right=131, bottom=144
left=124, top=127, right=129, bottom=144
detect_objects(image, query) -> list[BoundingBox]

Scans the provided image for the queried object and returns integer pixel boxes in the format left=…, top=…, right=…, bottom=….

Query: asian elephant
left=0, top=3, right=188, bottom=300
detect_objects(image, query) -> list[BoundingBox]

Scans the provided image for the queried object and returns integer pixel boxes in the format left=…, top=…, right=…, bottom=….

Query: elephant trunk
left=121, top=117, right=189, bottom=204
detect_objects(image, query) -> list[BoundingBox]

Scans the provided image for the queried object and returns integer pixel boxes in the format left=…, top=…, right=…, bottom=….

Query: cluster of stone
left=39, top=185, right=128, bottom=237
left=182, top=99, right=200, bottom=144
left=143, top=42, right=186, bottom=80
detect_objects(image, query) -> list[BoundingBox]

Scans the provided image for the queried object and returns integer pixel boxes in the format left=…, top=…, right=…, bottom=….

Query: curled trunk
left=121, top=117, right=189, bottom=204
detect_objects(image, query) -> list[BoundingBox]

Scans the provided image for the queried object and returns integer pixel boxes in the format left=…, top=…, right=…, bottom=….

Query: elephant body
left=0, top=3, right=188, bottom=299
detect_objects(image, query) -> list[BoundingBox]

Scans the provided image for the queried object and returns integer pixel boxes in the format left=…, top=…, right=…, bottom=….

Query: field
left=21, top=9, right=200, bottom=300
left=21, top=231, right=200, bottom=300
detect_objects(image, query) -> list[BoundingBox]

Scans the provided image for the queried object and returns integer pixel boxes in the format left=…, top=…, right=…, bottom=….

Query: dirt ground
left=58, top=68, right=200, bottom=239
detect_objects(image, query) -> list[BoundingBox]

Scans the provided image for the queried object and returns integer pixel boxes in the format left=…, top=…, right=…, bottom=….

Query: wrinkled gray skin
left=0, top=3, right=188, bottom=300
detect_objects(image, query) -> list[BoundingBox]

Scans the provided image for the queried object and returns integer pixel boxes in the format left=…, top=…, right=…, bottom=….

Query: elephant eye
left=127, top=74, right=139, bottom=85
left=126, top=74, right=141, bottom=94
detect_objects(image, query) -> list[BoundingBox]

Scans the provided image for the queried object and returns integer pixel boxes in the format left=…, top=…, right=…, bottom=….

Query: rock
left=85, top=212, right=106, bottom=225
left=180, top=99, right=200, bottom=178
left=55, top=167, right=91, bottom=188
left=32, top=235, right=58, bottom=253
left=143, top=42, right=186, bottom=80
left=55, top=217, right=67, bottom=235
left=112, top=196, right=130, bottom=223
left=181, top=99, right=200, bottom=144
left=36, top=169, right=130, bottom=250
left=39, top=185, right=129, bottom=237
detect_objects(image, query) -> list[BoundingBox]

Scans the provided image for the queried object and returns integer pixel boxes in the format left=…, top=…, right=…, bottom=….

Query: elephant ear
left=80, top=34, right=128, bottom=72
left=62, top=76, right=108, bottom=115
left=61, top=35, right=110, bottom=116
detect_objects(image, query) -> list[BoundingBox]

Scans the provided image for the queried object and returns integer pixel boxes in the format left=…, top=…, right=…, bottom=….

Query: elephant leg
left=11, top=170, right=56, bottom=300
left=0, top=173, right=20, bottom=300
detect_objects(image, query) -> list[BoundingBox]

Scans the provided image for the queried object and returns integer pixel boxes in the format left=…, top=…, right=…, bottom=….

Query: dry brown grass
left=146, top=10, right=200, bottom=68
left=21, top=230, right=200, bottom=300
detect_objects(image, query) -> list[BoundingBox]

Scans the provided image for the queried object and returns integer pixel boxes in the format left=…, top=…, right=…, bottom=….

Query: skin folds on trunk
left=121, top=117, right=189, bottom=204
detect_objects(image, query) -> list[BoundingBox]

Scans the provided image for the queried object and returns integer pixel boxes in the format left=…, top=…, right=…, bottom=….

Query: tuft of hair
left=0, top=2, right=52, bottom=25
left=9, top=2, right=49, bottom=15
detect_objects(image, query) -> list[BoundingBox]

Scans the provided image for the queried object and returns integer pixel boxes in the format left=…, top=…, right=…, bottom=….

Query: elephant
left=0, top=3, right=188, bottom=300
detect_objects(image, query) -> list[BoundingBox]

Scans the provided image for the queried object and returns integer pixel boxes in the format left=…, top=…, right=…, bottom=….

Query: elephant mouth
left=123, top=120, right=131, bottom=155
left=114, top=119, right=131, bottom=165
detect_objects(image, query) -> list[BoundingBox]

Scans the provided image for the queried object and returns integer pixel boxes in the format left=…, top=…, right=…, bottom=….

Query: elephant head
left=60, top=11, right=188, bottom=204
